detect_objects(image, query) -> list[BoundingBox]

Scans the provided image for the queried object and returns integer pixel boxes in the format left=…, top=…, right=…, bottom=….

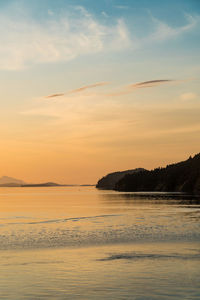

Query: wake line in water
left=98, top=252, right=200, bottom=261
left=4, top=214, right=123, bottom=226
left=2, top=260, right=65, bottom=267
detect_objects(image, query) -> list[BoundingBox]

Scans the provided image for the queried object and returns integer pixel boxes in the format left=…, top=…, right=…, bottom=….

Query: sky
left=0, top=0, right=200, bottom=184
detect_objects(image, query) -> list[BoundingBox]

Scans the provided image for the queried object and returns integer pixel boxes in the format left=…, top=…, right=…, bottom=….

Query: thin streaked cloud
left=129, top=79, right=173, bottom=88
left=45, top=82, right=110, bottom=99
left=68, top=82, right=110, bottom=94
left=45, top=93, right=65, bottom=99
left=45, top=79, right=192, bottom=99
left=107, top=79, right=177, bottom=96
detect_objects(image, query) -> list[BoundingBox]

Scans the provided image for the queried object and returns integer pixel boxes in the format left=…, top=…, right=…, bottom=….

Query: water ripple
left=99, top=251, right=200, bottom=261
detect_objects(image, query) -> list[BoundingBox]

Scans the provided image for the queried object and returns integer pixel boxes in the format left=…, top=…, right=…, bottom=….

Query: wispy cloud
left=114, top=5, right=129, bottom=10
left=107, top=79, right=176, bottom=96
left=45, top=78, right=191, bottom=99
left=45, top=81, right=109, bottom=99
left=0, top=6, right=130, bottom=70
left=45, top=93, right=65, bottom=99
left=101, top=11, right=109, bottom=18
left=147, top=14, right=199, bottom=42
left=0, top=3, right=198, bottom=70
left=129, top=79, right=173, bottom=88
left=68, top=82, right=110, bottom=94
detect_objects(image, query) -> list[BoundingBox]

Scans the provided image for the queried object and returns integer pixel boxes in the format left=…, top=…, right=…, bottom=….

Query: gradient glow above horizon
left=0, top=0, right=200, bottom=184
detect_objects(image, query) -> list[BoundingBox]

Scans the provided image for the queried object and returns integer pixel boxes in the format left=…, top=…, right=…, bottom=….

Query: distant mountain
left=115, top=153, right=200, bottom=194
left=96, top=168, right=146, bottom=190
left=0, top=177, right=61, bottom=187
left=0, top=176, right=26, bottom=186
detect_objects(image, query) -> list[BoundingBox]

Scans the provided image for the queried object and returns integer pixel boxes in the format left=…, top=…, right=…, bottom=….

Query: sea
left=0, top=186, right=199, bottom=299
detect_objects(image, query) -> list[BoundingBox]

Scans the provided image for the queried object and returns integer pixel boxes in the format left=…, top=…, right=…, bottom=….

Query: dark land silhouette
left=97, top=153, right=200, bottom=194
left=0, top=181, right=61, bottom=187
left=21, top=182, right=61, bottom=187
left=115, top=154, right=200, bottom=193
left=96, top=168, right=146, bottom=190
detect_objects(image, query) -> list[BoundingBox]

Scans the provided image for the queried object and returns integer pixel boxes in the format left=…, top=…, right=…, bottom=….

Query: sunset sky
left=0, top=0, right=200, bottom=184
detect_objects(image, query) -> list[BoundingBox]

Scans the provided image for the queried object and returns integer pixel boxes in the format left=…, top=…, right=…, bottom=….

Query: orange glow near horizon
left=0, top=2, right=200, bottom=184
left=1, top=94, right=200, bottom=184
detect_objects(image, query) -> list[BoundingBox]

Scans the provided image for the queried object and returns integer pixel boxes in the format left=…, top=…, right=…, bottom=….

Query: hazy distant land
left=0, top=176, right=94, bottom=187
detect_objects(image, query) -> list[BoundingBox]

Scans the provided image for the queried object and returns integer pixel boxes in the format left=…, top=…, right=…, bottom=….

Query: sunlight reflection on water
left=0, top=187, right=199, bottom=299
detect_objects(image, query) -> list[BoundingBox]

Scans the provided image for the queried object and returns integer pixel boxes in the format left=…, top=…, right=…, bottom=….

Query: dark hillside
left=115, top=154, right=200, bottom=193
left=96, top=168, right=146, bottom=190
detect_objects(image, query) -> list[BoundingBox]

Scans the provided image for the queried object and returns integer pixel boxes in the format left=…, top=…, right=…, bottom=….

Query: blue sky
left=0, top=0, right=200, bottom=183
left=0, top=0, right=199, bottom=72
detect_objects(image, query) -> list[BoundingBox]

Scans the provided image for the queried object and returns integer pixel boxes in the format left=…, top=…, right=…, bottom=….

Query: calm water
left=0, top=187, right=199, bottom=299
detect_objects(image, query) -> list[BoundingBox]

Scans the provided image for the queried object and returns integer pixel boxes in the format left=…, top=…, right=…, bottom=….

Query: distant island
left=0, top=176, right=94, bottom=187
left=21, top=183, right=95, bottom=187
left=21, top=182, right=61, bottom=187
left=0, top=177, right=61, bottom=187
left=96, top=153, right=200, bottom=194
